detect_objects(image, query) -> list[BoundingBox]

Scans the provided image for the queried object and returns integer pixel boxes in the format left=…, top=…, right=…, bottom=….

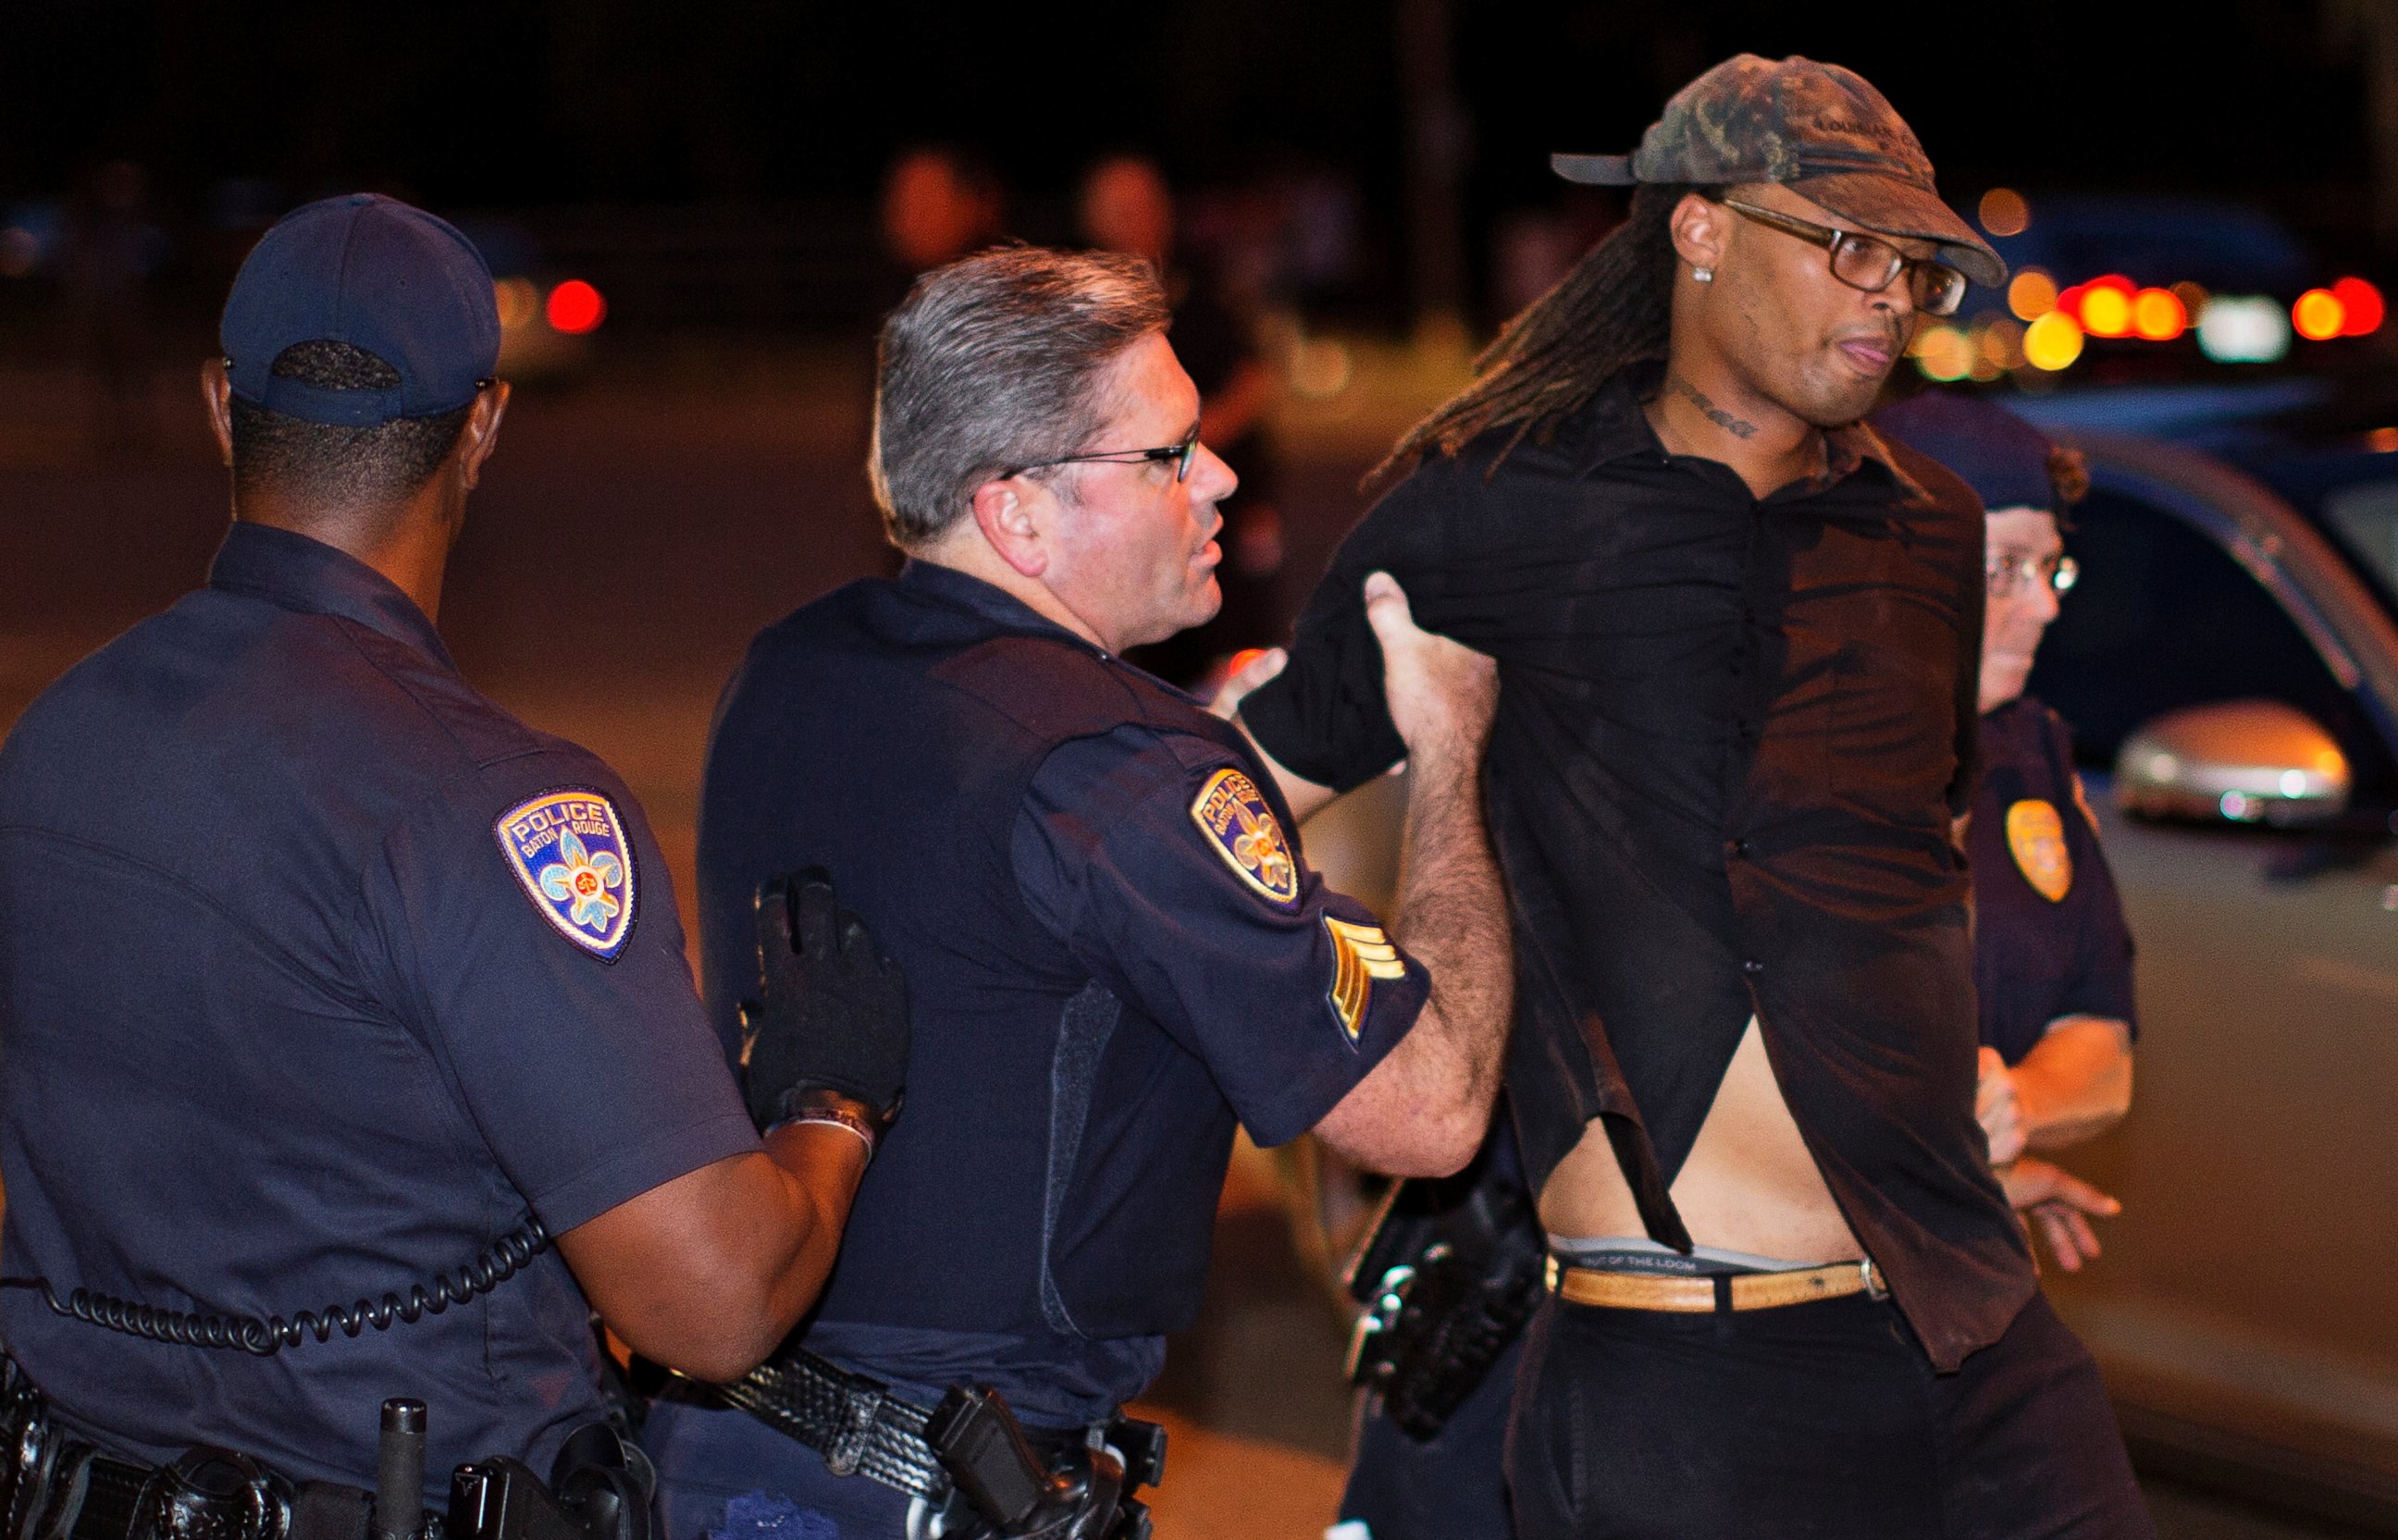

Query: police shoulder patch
left=2005, top=798, right=2072, bottom=903
left=1325, top=915, right=1407, bottom=1044
left=494, top=790, right=637, bottom=960
left=1189, top=767, right=1301, bottom=909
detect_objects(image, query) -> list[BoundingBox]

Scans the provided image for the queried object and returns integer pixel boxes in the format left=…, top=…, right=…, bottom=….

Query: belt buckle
left=1859, top=1258, right=1889, bottom=1300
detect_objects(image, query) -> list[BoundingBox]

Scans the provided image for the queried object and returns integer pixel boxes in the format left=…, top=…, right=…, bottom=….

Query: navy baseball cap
left=220, top=193, right=501, bottom=426
left=1873, top=390, right=2083, bottom=520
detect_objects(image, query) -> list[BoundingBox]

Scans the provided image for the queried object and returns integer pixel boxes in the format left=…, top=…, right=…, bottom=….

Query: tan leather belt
left=1545, top=1254, right=1887, bottom=1312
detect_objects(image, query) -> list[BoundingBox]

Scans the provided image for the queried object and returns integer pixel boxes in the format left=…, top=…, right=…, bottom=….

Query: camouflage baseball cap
left=1552, top=54, right=2004, bottom=290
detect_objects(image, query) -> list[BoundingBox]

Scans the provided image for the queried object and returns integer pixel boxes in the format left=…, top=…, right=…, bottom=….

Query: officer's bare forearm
left=1390, top=748, right=1513, bottom=1141
left=2016, top=1016, right=2133, bottom=1150
left=1314, top=745, right=1511, bottom=1177
left=555, top=1129, right=868, bottom=1384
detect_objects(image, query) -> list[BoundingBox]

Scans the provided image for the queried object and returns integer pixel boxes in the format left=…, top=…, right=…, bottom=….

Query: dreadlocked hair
left=1367, top=182, right=1695, bottom=496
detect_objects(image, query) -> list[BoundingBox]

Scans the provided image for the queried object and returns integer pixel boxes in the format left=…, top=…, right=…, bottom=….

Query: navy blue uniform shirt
left=0, top=523, right=756, bottom=1501
left=695, top=561, right=1428, bottom=1424
left=1971, top=696, right=2139, bottom=1066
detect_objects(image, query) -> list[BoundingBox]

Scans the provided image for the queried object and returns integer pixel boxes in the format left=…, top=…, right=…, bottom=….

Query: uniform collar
left=896, top=557, right=1100, bottom=652
left=1565, top=363, right=1929, bottom=500
left=207, top=521, right=456, bottom=670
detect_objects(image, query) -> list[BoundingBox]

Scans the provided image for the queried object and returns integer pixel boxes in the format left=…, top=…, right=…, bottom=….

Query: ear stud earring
left=1693, top=266, right=1714, bottom=283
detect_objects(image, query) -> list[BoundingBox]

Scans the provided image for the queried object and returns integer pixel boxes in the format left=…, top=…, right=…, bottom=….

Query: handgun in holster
left=447, top=1419, right=651, bottom=1540
left=922, top=1386, right=1163, bottom=1540
left=1342, top=1129, right=1548, bottom=1441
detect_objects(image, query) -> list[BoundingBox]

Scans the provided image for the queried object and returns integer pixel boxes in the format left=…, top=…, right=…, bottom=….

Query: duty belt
left=43, top=1447, right=150, bottom=1540
left=0, top=1353, right=653, bottom=1540
left=712, top=1350, right=952, bottom=1502
left=710, top=1350, right=1164, bottom=1512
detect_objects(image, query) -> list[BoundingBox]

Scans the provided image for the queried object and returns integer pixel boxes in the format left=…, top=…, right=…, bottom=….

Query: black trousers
left=1506, top=1287, right=2153, bottom=1540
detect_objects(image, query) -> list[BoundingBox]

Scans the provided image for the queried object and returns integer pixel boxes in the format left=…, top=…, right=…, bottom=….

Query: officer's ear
left=969, top=475, right=1051, bottom=578
left=200, top=357, right=235, bottom=469
left=453, top=379, right=511, bottom=492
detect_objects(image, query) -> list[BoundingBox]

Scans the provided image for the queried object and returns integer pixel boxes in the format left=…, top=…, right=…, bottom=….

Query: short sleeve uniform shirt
left=1970, top=696, right=2139, bottom=1065
left=0, top=524, right=756, bottom=1501
left=696, top=562, right=1428, bottom=1423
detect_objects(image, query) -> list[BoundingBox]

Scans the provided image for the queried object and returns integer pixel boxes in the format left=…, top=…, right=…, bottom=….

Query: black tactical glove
left=738, top=869, right=909, bottom=1139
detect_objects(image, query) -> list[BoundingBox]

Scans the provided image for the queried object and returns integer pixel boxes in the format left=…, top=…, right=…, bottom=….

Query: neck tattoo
left=1669, top=374, right=1759, bottom=440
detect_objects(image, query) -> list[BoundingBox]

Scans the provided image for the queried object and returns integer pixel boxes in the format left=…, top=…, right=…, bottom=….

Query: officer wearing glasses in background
left=1877, top=391, right=2138, bottom=1274
left=1237, top=54, right=2153, bottom=1539
left=642, top=246, right=1514, bottom=1540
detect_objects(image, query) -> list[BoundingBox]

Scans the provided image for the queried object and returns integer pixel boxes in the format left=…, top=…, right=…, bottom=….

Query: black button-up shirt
left=1242, top=368, right=2034, bottom=1370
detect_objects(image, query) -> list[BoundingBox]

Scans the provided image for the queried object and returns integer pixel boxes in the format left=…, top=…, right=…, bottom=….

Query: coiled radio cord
left=0, top=1217, right=550, bottom=1356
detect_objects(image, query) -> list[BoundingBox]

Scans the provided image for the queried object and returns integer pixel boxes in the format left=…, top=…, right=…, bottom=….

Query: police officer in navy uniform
left=644, top=245, right=1515, bottom=1538
left=1329, top=391, right=2142, bottom=1540
left=0, top=195, right=906, bottom=1528
left=1878, top=389, right=2137, bottom=1273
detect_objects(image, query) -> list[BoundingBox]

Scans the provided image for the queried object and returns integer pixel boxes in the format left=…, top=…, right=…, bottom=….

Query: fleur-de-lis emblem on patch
left=538, top=829, right=626, bottom=932
left=1189, top=767, right=1302, bottom=908
left=1231, top=804, right=1296, bottom=898
left=496, top=790, right=638, bottom=960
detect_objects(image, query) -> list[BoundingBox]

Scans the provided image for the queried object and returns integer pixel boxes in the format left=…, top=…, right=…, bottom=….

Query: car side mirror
left=2113, top=698, right=2350, bottom=827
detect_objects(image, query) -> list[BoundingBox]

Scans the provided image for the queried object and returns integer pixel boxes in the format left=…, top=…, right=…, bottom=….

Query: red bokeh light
left=546, top=279, right=606, bottom=335
left=2332, top=276, right=2385, bottom=337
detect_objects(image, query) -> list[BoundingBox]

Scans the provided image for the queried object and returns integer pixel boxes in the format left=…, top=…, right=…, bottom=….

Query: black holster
left=1343, top=1133, right=1548, bottom=1440
left=922, top=1388, right=1158, bottom=1540
left=447, top=1424, right=650, bottom=1540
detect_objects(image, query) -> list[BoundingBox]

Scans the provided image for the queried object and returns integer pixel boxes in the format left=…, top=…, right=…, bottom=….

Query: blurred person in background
left=1079, top=153, right=1284, bottom=685
left=63, top=159, right=154, bottom=451
left=1323, top=392, right=2143, bottom=1540
left=1877, top=389, right=2136, bottom=1275
left=1239, top=54, right=2153, bottom=1538
left=880, top=144, right=1007, bottom=277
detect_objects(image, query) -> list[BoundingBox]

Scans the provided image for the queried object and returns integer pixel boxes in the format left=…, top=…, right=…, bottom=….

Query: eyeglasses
left=1713, top=197, right=1969, bottom=317
left=1007, top=425, right=1201, bottom=483
left=1985, top=551, right=2078, bottom=598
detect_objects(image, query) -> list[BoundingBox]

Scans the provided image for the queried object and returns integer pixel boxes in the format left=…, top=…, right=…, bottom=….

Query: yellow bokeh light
left=2132, top=288, right=2187, bottom=341
left=1978, top=188, right=2031, bottom=238
left=2293, top=288, right=2346, bottom=341
left=2008, top=270, right=2058, bottom=322
left=1911, top=324, right=1975, bottom=382
left=2170, top=280, right=2208, bottom=316
left=2079, top=287, right=2132, bottom=338
left=2022, top=312, right=2085, bottom=371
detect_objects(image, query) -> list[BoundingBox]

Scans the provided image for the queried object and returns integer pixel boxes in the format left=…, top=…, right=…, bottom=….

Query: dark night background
left=0, top=2, right=2384, bottom=338
left=3, top=13, right=2397, bottom=1538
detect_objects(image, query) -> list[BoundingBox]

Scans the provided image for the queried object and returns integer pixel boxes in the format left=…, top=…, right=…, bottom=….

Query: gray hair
left=870, top=245, right=1169, bottom=548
